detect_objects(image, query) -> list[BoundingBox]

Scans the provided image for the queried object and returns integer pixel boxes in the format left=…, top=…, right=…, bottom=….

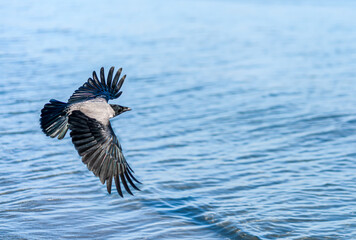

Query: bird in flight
left=40, top=67, right=140, bottom=197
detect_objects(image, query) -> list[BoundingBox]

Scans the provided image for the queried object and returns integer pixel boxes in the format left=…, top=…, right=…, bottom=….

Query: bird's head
left=110, top=104, right=131, bottom=117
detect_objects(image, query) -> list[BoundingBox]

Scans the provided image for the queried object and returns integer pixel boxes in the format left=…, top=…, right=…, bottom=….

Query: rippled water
left=1, top=0, right=356, bottom=239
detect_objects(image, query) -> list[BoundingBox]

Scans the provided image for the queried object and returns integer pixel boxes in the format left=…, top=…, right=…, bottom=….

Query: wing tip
left=68, top=66, right=126, bottom=103
left=106, top=175, right=113, bottom=194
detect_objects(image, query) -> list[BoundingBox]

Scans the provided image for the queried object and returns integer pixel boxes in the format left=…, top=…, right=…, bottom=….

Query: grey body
left=68, top=98, right=115, bottom=125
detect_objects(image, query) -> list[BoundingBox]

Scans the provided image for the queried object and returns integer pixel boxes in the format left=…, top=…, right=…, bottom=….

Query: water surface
left=1, top=0, right=356, bottom=239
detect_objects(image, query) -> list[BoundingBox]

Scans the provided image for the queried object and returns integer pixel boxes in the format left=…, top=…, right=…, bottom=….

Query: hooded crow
left=40, top=67, right=140, bottom=197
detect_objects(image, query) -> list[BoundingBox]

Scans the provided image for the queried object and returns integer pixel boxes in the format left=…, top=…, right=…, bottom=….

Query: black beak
left=123, top=107, right=131, bottom=112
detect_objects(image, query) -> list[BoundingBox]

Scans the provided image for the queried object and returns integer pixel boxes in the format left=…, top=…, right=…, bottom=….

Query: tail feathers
left=40, top=99, right=69, bottom=139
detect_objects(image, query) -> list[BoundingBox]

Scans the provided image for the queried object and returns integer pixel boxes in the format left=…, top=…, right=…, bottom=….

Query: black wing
left=68, top=110, right=140, bottom=197
left=68, top=67, right=126, bottom=103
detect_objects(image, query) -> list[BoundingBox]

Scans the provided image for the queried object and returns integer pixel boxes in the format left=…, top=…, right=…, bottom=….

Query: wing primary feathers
left=120, top=173, right=133, bottom=196
left=106, top=175, right=113, bottom=194
left=107, top=67, right=114, bottom=90
left=115, top=75, right=126, bottom=92
left=115, top=91, right=122, bottom=99
left=99, top=155, right=111, bottom=184
left=83, top=146, right=102, bottom=165
left=84, top=81, right=96, bottom=91
left=112, top=68, right=122, bottom=91
left=97, top=154, right=110, bottom=183
left=86, top=78, right=97, bottom=90
left=89, top=140, right=110, bottom=172
left=107, top=158, right=115, bottom=183
left=124, top=170, right=140, bottom=191
left=92, top=71, right=101, bottom=88
left=100, top=67, right=106, bottom=89
left=127, top=168, right=142, bottom=184
left=68, top=67, right=126, bottom=103
left=92, top=142, right=111, bottom=175
left=126, top=161, right=134, bottom=172
left=114, top=172, right=123, bottom=197
left=88, top=78, right=99, bottom=91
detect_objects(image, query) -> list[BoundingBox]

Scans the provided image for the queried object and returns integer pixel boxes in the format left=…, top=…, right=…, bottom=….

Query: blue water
left=1, top=0, right=356, bottom=239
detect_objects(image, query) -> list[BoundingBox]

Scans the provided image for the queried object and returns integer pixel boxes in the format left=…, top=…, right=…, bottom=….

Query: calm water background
left=1, top=0, right=356, bottom=239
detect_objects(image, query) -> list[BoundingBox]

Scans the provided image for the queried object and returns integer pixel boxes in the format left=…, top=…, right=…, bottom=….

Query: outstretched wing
left=68, top=110, right=140, bottom=197
left=68, top=67, right=126, bottom=103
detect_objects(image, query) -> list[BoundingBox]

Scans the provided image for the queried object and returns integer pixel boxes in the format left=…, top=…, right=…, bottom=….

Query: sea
left=1, top=0, right=355, bottom=239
